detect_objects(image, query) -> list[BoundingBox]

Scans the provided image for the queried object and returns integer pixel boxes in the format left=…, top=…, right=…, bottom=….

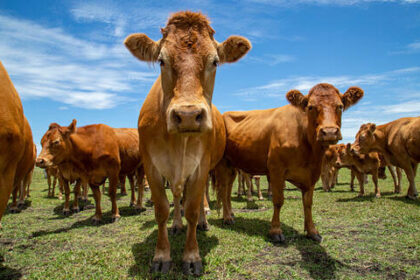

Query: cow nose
left=170, top=106, right=205, bottom=132
left=36, top=158, right=45, bottom=167
left=320, top=126, right=342, bottom=141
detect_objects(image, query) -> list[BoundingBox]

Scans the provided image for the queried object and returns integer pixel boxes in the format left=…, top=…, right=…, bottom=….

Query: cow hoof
left=63, top=210, right=71, bottom=216
left=205, top=209, right=211, bottom=216
left=9, top=208, right=19, bottom=214
left=259, top=197, right=264, bottom=201
left=223, top=218, right=235, bottom=225
left=91, top=219, right=101, bottom=225
left=182, top=261, right=203, bottom=276
left=170, top=226, right=183, bottom=235
left=72, top=207, right=80, bottom=213
left=270, top=233, right=286, bottom=244
left=135, top=207, right=146, bottom=213
left=406, top=195, right=417, bottom=200
left=375, top=194, right=381, bottom=198
left=129, top=202, right=134, bottom=207
left=120, top=192, right=127, bottom=196
left=111, top=216, right=120, bottom=223
left=197, top=223, right=210, bottom=231
left=308, top=233, right=323, bottom=243
left=151, top=261, right=171, bottom=274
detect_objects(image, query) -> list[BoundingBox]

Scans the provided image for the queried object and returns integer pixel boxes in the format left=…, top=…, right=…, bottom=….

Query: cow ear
left=66, top=119, right=77, bottom=136
left=217, top=36, right=251, bottom=64
left=346, top=143, right=352, bottom=153
left=124, top=33, right=160, bottom=62
left=48, top=123, right=60, bottom=130
left=341, top=87, right=364, bottom=110
left=368, top=123, right=376, bottom=133
left=286, top=89, right=308, bottom=110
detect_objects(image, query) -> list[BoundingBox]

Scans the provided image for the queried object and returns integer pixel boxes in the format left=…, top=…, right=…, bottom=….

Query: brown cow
left=0, top=62, right=35, bottom=229
left=214, top=83, right=363, bottom=243
left=237, top=170, right=264, bottom=201
left=46, top=166, right=63, bottom=199
left=321, top=144, right=345, bottom=191
left=336, top=144, right=382, bottom=197
left=351, top=118, right=420, bottom=199
left=36, top=120, right=121, bottom=224
left=124, top=11, right=250, bottom=275
left=113, top=128, right=145, bottom=211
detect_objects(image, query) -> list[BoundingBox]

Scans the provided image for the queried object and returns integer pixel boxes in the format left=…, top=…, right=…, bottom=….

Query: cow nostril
left=196, top=112, right=203, bottom=123
left=172, top=112, right=182, bottom=124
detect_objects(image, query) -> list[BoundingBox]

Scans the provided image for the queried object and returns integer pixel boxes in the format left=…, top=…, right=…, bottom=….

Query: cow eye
left=52, top=140, right=60, bottom=145
left=158, top=58, right=165, bottom=67
left=337, top=105, right=344, bottom=112
left=308, top=105, right=314, bottom=111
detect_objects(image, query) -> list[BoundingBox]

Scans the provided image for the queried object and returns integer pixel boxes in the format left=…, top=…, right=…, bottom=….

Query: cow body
left=0, top=62, right=34, bottom=228
left=125, top=11, right=250, bottom=275
left=37, top=121, right=121, bottom=223
left=351, top=117, right=420, bottom=199
left=215, top=83, right=363, bottom=243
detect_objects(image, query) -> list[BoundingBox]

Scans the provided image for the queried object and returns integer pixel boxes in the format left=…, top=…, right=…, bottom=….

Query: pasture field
left=0, top=167, right=419, bottom=280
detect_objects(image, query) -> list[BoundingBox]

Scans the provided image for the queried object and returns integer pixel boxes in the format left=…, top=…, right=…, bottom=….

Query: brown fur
left=37, top=120, right=121, bottom=223
left=214, top=83, right=363, bottom=242
left=351, top=117, right=420, bottom=199
left=0, top=62, right=35, bottom=228
left=125, top=11, right=250, bottom=275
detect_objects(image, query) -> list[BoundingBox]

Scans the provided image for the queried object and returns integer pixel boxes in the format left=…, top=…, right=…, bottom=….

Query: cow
left=351, top=118, right=420, bottom=199
left=214, top=83, right=363, bottom=243
left=321, top=144, right=345, bottom=192
left=46, top=166, right=64, bottom=199
left=36, top=120, right=121, bottom=224
left=0, top=62, right=35, bottom=229
left=336, top=144, right=382, bottom=197
left=237, top=170, right=264, bottom=201
left=113, top=128, right=145, bottom=211
left=124, top=11, right=251, bottom=275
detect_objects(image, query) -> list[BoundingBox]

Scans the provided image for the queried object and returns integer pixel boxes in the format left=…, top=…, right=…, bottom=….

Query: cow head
left=287, top=83, right=363, bottom=146
left=351, top=123, right=376, bottom=155
left=125, top=11, right=251, bottom=134
left=335, top=143, right=354, bottom=168
left=324, top=144, right=344, bottom=168
left=36, top=119, right=77, bottom=168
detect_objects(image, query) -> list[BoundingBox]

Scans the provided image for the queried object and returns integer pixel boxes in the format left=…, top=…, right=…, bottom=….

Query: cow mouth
left=320, top=139, right=339, bottom=147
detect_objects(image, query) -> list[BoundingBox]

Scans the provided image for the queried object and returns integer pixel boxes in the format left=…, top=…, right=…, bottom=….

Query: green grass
left=1, top=167, right=419, bottom=279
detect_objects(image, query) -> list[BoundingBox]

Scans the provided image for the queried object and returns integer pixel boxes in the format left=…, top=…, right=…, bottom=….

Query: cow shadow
left=128, top=228, right=219, bottom=279
left=386, top=196, right=420, bottom=206
left=31, top=216, right=104, bottom=237
left=208, top=216, right=344, bottom=280
left=0, top=260, right=22, bottom=280
left=336, top=195, right=377, bottom=203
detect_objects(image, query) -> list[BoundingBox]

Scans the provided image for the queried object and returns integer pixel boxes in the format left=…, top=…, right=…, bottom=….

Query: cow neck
left=372, top=125, right=388, bottom=154
left=66, top=135, right=87, bottom=172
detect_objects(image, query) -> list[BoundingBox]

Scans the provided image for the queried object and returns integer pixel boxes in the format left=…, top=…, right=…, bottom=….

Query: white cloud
left=247, top=54, right=295, bottom=65
left=0, top=14, right=157, bottom=110
left=248, top=0, right=420, bottom=6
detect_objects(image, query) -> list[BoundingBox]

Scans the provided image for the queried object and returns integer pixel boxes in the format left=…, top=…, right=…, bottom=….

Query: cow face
left=351, top=123, right=376, bottom=155
left=335, top=143, right=354, bottom=168
left=125, top=11, right=251, bottom=134
left=287, top=83, right=364, bottom=146
left=324, top=144, right=343, bottom=167
left=36, top=120, right=76, bottom=168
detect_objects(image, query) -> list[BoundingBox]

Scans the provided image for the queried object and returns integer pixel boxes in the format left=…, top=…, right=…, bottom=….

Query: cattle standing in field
left=351, top=118, right=420, bottom=199
left=0, top=62, right=35, bottom=228
left=321, top=144, right=345, bottom=192
left=124, top=11, right=251, bottom=275
left=336, top=144, right=382, bottom=197
left=214, top=83, right=363, bottom=243
left=36, top=120, right=121, bottom=224
left=113, top=128, right=145, bottom=211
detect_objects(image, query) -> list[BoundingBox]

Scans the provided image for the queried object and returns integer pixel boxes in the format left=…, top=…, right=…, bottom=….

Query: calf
left=46, top=166, right=63, bottom=199
left=351, top=118, right=420, bottom=199
left=321, top=144, right=345, bottom=191
left=214, top=83, right=363, bottom=243
left=125, top=11, right=250, bottom=275
left=336, top=144, right=381, bottom=197
left=36, top=120, right=121, bottom=223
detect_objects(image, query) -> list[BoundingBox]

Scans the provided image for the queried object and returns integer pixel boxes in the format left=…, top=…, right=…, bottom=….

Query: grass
left=0, top=167, right=419, bottom=279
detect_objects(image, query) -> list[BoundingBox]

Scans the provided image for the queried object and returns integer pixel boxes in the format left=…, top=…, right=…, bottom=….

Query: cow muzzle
left=36, top=157, right=52, bottom=168
left=317, top=126, right=342, bottom=144
left=167, top=104, right=211, bottom=134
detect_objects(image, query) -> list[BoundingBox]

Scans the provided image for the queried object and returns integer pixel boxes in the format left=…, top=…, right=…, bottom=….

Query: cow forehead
left=309, top=90, right=341, bottom=105
left=41, top=129, right=60, bottom=144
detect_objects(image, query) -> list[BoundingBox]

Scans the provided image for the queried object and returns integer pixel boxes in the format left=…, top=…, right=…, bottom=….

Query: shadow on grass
left=386, top=196, right=420, bottom=206
left=0, top=254, right=23, bottom=280
left=208, top=216, right=345, bottom=280
left=336, top=195, right=377, bottom=203
left=128, top=228, right=219, bottom=279
left=4, top=200, right=32, bottom=215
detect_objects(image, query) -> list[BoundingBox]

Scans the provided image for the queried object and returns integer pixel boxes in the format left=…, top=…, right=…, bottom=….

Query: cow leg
left=237, top=172, right=243, bottom=197
left=9, top=183, right=20, bottom=213
left=51, top=175, right=57, bottom=197
left=268, top=173, right=285, bottom=243
left=255, top=176, right=263, bottom=200
left=321, top=169, right=329, bottom=192
left=90, top=184, right=102, bottom=224
left=72, top=180, right=81, bottom=212
left=396, top=167, right=402, bottom=193
left=226, top=172, right=235, bottom=220
left=82, top=183, right=89, bottom=202
left=182, top=175, right=207, bottom=276
left=62, top=179, right=71, bottom=215
left=171, top=194, right=183, bottom=235
left=214, top=160, right=236, bottom=225
left=372, top=171, right=380, bottom=198
left=350, top=170, right=355, bottom=192
left=331, top=168, right=338, bottom=189
left=245, top=174, right=253, bottom=202
left=0, top=164, right=18, bottom=226
left=388, top=166, right=400, bottom=193
left=47, top=173, right=52, bottom=197
left=302, top=186, right=321, bottom=242
left=57, top=176, right=64, bottom=200
left=355, top=171, right=365, bottom=196
left=134, top=167, right=145, bottom=212
left=203, top=178, right=210, bottom=215
left=403, top=163, right=418, bottom=199
left=197, top=192, right=209, bottom=231
left=120, top=175, right=127, bottom=196
left=108, top=175, right=120, bottom=222
left=128, top=174, right=136, bottom=207
left=267, top=175, right=272, bottom=199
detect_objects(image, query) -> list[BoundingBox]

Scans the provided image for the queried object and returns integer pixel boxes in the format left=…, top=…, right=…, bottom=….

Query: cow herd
left=0, top=11, right=419, bottom=276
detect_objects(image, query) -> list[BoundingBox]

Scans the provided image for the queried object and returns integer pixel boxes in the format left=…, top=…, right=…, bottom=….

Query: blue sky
left=1, top=0, right=420, bottom=149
